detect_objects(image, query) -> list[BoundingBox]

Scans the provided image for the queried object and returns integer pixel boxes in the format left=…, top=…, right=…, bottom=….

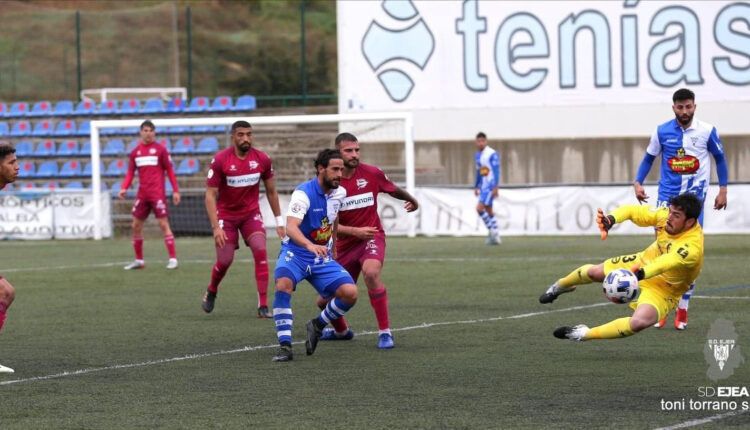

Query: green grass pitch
left=1, top=235, right=748, bottom=429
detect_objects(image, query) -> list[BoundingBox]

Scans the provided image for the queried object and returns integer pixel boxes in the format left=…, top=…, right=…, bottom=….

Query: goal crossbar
left=89, top=112, right=415, bottom=239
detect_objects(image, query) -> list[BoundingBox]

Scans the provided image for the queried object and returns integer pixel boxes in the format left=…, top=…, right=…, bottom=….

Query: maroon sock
left=164, top=234, right=176, bottom=259
left=0, top=302, right=7, bottom=332
left=368, top=287, right=390, bottom=331
left=252, top=249, right=269, bottom=307
left=133, top=235, right=144, bottom=260
left=208, top=244, right=234, bottom=294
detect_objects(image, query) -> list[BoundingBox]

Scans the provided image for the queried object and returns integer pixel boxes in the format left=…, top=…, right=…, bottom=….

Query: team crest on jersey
left=356, top=178, right=368, bottom=189
left=667, top=147, right=699, bottom=174
left=149, top=148, right=156, bottom=154
left=479, top=166, right=490, bottom=176
left=690, top=136, right=699, bottom=145
left=310, top=217, right=332, bottom=244
left=249, top=160, right=259, bottom=169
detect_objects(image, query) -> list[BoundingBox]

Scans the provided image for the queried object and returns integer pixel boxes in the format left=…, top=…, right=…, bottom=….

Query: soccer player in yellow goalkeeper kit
left=538, top=192, right=703, bottom=341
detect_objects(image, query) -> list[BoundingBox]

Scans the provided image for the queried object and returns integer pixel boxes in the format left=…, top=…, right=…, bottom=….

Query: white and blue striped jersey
left=474, top=146, right=500, bottom=191
left=643, top=118, right=726, bottom=203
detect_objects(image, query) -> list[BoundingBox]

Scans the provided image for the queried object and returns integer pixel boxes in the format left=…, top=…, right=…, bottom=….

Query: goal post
left=89, top=112, right=415, bottom=239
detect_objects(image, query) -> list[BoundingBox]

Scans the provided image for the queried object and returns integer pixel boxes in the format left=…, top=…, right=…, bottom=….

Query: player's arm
left=205, top=186, right=227, bottom=248
left=262, top=176, right=285, bottom=239
left=118, top=155, right=136, bottom=199
left=633, top=131, right=660, bottom=203
left=490, top=151, right=500, bottom=197
left=596, top=205, right=662, bottom=240
left=633, top=241, right=700, bottom=281
left=708, top=127, right=728, bottom=210
left=163, top=152, right=180, bottom=205
left=332, top=218, right=339, bottom=259
left=474, top=163, right=481, bottom=196
left=337, top=223, right=377, bottom=240
left=389, top=185, right=419, bottom=212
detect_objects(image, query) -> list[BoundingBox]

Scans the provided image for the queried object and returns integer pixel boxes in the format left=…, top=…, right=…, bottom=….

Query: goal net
left=88, top=112, right=415, bottom=239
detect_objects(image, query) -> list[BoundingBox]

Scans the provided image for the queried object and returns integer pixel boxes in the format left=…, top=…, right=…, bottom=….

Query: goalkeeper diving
left=538, top=192, right=704, bottom=341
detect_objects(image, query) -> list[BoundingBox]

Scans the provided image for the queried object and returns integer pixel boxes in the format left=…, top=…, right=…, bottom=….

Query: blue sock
left=317, top=298, right=353, bottom=327
left=678, top=283, right=695, bottom=310
left=480, top=211, right=498, bottom=235
left=273, top=291, right=293, bottom=346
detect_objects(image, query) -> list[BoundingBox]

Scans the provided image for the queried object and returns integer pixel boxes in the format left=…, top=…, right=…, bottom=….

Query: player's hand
left=633, top=183, right=649, bottom=203
left=172, top=191, right=181, bottom=206
left=596, top=208, right=615, bottom=240
left=474, top=188, right=480, bottom=196
left=213, top=226, right=227, bottom=248
left=275, top=226, right=285, bottom=239
left=491, top=188, right=499, bottom=198
left=355, top=226, right=378, bottom=240
left=306, top=243, right=329, bottom=258
left=404, top=199, right=418, bottom=212
left=117, top=189, right=126, bottom=200
left=714, top=189, right=727, bottom=210
left=630, top=264, right=645, bottom=280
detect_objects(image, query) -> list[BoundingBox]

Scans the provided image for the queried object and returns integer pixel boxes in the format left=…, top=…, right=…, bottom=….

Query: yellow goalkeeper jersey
left=610, top=204, right=704, bottom=297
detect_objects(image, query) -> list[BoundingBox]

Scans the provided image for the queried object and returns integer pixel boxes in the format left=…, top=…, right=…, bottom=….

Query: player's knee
left=337, top=283, right=358, bottom=303
left=0, top=279, right=14, bottom=304
left=275, top=278, right=294, bottom=294
left=629, top=315, right=654, bottom=332
left=362, top=268, right=381, bottom=287
left=588, top=264, right=605, bottom=281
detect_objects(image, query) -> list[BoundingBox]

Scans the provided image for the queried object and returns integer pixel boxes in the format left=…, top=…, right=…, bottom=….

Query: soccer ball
left=602, top=269, right=640, bottom=304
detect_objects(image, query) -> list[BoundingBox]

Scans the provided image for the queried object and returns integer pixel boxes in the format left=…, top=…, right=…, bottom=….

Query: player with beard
left=202, top=121, right=284, bottom=318
left=316, top=132, right=419, bottom=349
left=0, top=144, right=19, bottom=373
left=632, top=88, right=728, bottom=330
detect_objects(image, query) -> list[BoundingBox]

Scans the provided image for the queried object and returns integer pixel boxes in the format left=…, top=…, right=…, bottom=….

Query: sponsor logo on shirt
left=226, top=173, right=261, bottom=187
left=479, top=166, right=490, bottom=176
left=249, top=160, right=259, bottom=169
left=667, top=147, right=700, bottom=174
left=340, top=192, right=374, bottom=211
left=310, top=217, right=332, bottom=244
left=135, top=155, right=159, bottom=167
left=356, top=178, right=368, bottom=189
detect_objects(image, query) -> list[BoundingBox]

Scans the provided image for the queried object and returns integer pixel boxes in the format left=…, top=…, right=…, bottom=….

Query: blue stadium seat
left=54, top=119, right=77, bottom=137
left=57, top=140, right=79, bottom=156
left=120, top=126, right=140, bottom=136
left=0, top=102, right=7, bottom=118
left=140, top=98, right=165, bottom=114
left=118, top=98, right=141, bottom=115
left=233, top=95, right=257, bottom=111
left=212, top=124, right=228, bottom=133
left=10, top=120, right=32, bottom=137
left=64, top=181, right=84, bottom=190
left=35, top=161, right=59, bottom=178
left=79, top=140, right=91, bottom=156
left=191, top=124, right=213, bottom=134
left=109, top=180, right=123, bottom=196
left=196, top=137, right=219, bottom=154
left=97, top=100, right=118, bottom=115
left=32, top=120, right=54, bottom=137
left=175, top=158, right=200, bottom=175
left=74, top=100, right=96, bottom=116
left=77, top=120, right=91, bottom=137
left=18, top=161, right=36, bottom=178
left=14, top=141, right=34, bottom=157
left=164, top=179, right=174, bottom=195
left=157, top=138, right=172, bottom=152
left=82, top=160, right=104, bottom=177
left=172, top=137, right=195, bottom=154
left=209, top=96, right=233, bottom=112
left=102, top=139, right=125, bottom=156
left=29, top=101, right=53, bottom=117
left=53, top=100, right=75, bottom=116
left=9, top=102, right=30, bottom=118
left=185, top=96, right=210, bottom=113
left=104, top=159, right=127, bottom=177
left=20, top=182, right=36, bottom=191
left=59, top=160, right=83, bottom=177
left=0, top=182, right=14, bottom=192
left=166, top=98, right=185, bottom=113
left=127, top=139, right=140, bottom=153
left=0, top=122, right=8, bottom=137
left=166, top=125, right=189, bottom=134
left=34, top=140, right=57, bottom=157
left=40, top=180, right=59, bottom=190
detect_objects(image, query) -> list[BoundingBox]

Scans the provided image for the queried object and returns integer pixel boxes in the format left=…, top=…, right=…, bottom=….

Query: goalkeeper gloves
left=596, top=208, right=616, bottom=240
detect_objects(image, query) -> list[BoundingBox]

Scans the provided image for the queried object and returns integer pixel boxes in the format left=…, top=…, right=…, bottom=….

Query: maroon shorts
left=220, top=212, right=265, bottom=249
left=132, top=198, right=169, bottom=220
left=336, top=232, right=386, bottom=282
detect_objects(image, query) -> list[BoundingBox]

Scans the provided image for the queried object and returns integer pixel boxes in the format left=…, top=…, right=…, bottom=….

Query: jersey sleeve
left=708, top=127, right=728, bottom=186
left=490, top=151, right=500, bottom=188
left=160, top=148, right=179, bottom=192
left=375, top=166, right=398, bottom=194
left=261, top=152, right=275, bottom=180
left=286, top=189, right=310, bottom=220
left=206, top=156, right=223, bottom=188
left=642, top=239, right=701, bottom=279
left=610, top=204, right=665, bottom=227
left=645, top=129, right=661, bottom=156
left=121, top=150, right=137, bottom=190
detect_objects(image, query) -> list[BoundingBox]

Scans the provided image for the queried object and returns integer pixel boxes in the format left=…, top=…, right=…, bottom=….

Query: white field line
left=653, top=409, right=750, bottom=430
left=0, top=302, right=609, bottom=387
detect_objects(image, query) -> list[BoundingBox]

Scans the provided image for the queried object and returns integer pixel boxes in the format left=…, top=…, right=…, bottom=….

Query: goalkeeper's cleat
left=377, top=333, right=395, bottom=349
left=674, top=308, right=688, bottom=330
left=202, top=291, right=216, bottom=313
left=271, top=345, right=293, bottom=362
left=553, top=324, right=590, bottom=341
left=320, top=327, right=354, bottom=341
left=257, top=306, right=272, bottom=319
left=305, top=319, right=323, bottom=356
left=0, top=362, right=14, bottom=373
left=123, top=260, right=145, bottom=270
left=654, top=317, right=667, bottom=328
left=539, top=283, right=575, bottom=304
left=166, top=258, right=179, bottom=270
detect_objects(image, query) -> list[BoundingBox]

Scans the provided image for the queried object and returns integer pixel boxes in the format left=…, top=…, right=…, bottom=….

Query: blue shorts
left=274, top=249, right=354, bottom=298
left=478, top=188, right=494, bottom=207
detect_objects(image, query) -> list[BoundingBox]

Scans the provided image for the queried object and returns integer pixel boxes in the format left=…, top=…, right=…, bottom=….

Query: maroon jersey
left=206, top=146, right=274, bottom=220
left=337, top=162, right=397, bottom=249
left=122, top=141, right=178, bottom=200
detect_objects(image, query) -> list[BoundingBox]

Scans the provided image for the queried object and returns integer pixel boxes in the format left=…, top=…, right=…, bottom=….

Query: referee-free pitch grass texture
left=1, top=235, right=749, bottom=429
